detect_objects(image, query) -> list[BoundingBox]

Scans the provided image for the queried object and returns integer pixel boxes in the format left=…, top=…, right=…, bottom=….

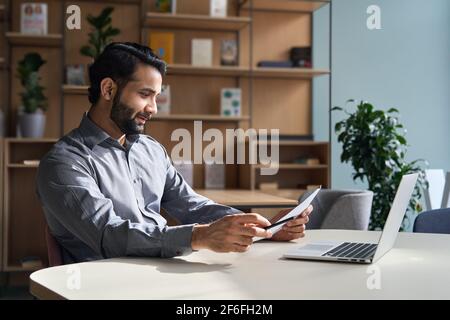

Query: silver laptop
left=283, top=173, right=418, bottom=264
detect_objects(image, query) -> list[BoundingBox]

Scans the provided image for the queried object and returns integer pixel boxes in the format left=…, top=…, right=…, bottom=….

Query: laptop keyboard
left=321, top=242, right=377, bottom=260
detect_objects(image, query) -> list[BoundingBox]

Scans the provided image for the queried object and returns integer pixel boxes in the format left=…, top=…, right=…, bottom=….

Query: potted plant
left=80, top=7, right=121, bottom=60
left=332, top=100, right=428, bottom=230
left=17, top=52, right=47, bottom=138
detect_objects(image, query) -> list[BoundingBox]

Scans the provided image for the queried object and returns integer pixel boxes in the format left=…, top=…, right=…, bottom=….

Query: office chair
left=413, top=208, right=450, bottom=234
left=45, top=224, right=63, bottom=267
left=299, top=189, right=373, bottom=230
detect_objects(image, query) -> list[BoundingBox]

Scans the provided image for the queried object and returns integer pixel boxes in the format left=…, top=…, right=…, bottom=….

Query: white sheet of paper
left=253, top=187, right=321, bottom=242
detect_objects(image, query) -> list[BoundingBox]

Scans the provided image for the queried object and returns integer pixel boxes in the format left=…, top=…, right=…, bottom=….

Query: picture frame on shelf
left=65, top=64, right=85, bottom=86
left=20, top=2, right=48, bottom=35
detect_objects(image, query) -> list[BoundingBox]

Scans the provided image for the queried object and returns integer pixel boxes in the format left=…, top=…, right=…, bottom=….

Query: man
left=37, top=42, right=312, bottom=263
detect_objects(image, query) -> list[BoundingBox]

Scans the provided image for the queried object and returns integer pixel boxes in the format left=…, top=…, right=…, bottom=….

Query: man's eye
left=140, top=92, right=150, bottom=97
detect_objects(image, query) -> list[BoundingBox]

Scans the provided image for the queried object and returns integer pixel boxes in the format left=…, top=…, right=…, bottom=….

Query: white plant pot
left=19, top=111, right=46, bottom=138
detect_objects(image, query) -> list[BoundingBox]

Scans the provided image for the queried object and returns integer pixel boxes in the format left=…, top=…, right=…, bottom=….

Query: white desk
left=30, top=230, right=450, bottom=299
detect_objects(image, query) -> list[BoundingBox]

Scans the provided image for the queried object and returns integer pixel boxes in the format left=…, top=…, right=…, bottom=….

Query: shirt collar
left=78, top=113, right=140, bottom=150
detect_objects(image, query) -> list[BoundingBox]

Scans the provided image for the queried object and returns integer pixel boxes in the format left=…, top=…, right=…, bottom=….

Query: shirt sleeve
left=160, top=155, right=242, bottom=225
left=37, top=154, right=194, bottom=259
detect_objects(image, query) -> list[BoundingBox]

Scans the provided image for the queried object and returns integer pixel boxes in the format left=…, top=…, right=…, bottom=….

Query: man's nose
left=145, top=101, right=157, bottom=115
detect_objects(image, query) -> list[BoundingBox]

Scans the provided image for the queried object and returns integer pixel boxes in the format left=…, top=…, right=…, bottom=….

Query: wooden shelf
left=255, top=163, right=328, bottom=170
left=260, top=188, right=307, bottom=201
left=75, top=0, right=141, bottom=3
left=5, top=264, right=44, bottom=272
left=7, top=164, right=39, bottom=168
left=145, top=12, right=251, bottom=31
left=257, top=140, right=329, bottom=146
left=168, top=64, right=250, bottom=77
left=6, top=32, right=63, bottom=47
left=153, top=114, right=250, bottom=122
left=63, top=85, right=89, bottom=95
left=4, top=138, right=57, bottom=143
left=240, top=0, right=330, bottom=12
left=251, top=67, right=330, bottom=79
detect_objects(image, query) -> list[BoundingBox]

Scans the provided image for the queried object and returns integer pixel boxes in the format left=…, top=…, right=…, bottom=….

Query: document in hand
left=253, top=187, right=321, bottom=242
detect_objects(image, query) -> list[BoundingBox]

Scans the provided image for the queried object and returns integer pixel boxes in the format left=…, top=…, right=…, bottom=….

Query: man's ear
left=100, top=78, right=117, bottom=102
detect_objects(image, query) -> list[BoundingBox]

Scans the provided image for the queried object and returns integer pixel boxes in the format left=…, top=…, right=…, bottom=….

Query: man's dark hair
left=88, top=42, right=167, bottom=104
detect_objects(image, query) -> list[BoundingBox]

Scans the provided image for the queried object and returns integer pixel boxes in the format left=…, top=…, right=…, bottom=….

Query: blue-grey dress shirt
left=36, top=114, right=241, bottom=263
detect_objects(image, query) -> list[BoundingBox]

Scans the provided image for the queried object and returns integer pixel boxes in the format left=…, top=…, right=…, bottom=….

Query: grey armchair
left=299, top=189, right=373, bottom=230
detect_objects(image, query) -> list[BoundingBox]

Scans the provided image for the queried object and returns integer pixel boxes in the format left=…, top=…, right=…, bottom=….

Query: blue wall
left=313, top=0, right=450, bottom=191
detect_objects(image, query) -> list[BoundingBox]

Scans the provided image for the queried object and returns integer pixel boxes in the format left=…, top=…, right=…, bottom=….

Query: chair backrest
left=424, top=169, right=446, bottom=210
left=45, top=224, right=63, bottom=267
left=413, top=208, right=450, bottom=234
left=299, top=189, right=373, bottom=230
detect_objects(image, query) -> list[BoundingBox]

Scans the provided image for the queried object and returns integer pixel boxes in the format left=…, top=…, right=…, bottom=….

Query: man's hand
left=269, top=205, right=313, bottom=241
left=191, top=213, right=272, bottom=253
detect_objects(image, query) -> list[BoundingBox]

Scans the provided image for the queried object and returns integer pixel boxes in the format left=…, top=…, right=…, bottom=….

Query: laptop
left=282, top=173, right=418, bottom=264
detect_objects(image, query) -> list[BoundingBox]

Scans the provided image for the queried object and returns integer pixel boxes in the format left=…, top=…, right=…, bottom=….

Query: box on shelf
left=221, top=88, right=241, bottom=117
left=221, top=39, right=238, bottom=66
left=65, top=64, right=85, bottom=85
left=156, top=84, right=171, bottom=114
left=21, top=3, right=48, bottom=35
left=173, top=161, right=194, bottom=187
left=191, top=39, right=213, bottom=67
left=210, top=0, right=227, bottom=17
left=149, top=32, right=174, bottom=64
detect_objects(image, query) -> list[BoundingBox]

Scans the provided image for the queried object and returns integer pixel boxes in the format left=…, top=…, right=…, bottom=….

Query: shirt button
left=133, top=179, right=137, bottom=184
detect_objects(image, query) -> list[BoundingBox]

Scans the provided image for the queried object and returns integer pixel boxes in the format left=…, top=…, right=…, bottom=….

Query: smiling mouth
left=136, top=114, right=150, bottom=124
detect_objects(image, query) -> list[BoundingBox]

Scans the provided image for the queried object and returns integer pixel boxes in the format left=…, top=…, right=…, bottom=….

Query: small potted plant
left=80, top=7, right=121, bottom=60
left=17, top=52, right=47, bottom=138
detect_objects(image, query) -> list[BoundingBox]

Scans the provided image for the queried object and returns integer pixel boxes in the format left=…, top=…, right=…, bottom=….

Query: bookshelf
left=0, top=0, right=331, bottom=273
left=2, top=138, right=56, bottom=272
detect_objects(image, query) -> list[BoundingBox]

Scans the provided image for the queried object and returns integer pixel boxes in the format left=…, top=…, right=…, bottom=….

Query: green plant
left=17, top=53, right=47, bottom=113
left=80, top=7, right=120, bottom=60
left=332, top=100, right=428, bottom=230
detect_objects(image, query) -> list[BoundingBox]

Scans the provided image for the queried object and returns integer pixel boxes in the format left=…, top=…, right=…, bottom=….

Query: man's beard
left=110, top=92, right=149, bottom=135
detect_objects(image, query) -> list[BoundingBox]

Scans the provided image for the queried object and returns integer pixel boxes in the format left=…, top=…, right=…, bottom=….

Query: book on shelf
left=65, top=64, right=85, bottom=85
left=156, top=84, right=171, bottom=114
left=257, top=61, right=293, bottom=68
left=23, top=160, right=40, bottom=166
left=149, top=32, right=174, bottom=64
left=155, top=0, right=176, bottom=13
left=210, top=0, right=227, bottom=17
left=204, top=163, right=225, bottom=189
left=21, top=3, right=48, bottom=35
left=220, top=39, right=238, bottom=66
left=221, top=88, right=241, bottom=117
left=191, top=39, right=213, bottom=67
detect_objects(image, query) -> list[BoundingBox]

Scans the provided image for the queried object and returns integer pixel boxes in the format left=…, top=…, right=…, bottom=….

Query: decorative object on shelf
left=293, top=157, right=320, bottom=165
left=173, top=161, right=194, bottom=187
left=210, top=0, right=227, bottom=17
left=16, top=52, right=47, bottom=138
left=205, top=163, right=225, bottom=189
left=221, top=88, right=241, bottom=117
left=257, top=61, right=293, bottom=68
left=333, top=100, right=428, bottom=231
left=20, top=256, right=44, bottom=269
left=80, top=7, right=121, bottom=60
left=220, top=39, right=238, bottom=66
left=20, top=2, right=47, bottom=35
left=307, top=184, right=321, bottom=190
left=290, top=47, right=312, bottom=68
left=156, top=84, right=171, bottom=114
left=191, top=38, right=213, bottom=67
left=149, top=32, right=174, bottom=64
left=156, top=0, right=176, bottom=13
left=0, top=108, right=5, bottom=137
left=259, top=182, right=279, bottom=191
left=65, top=64, right=85, bottom=85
